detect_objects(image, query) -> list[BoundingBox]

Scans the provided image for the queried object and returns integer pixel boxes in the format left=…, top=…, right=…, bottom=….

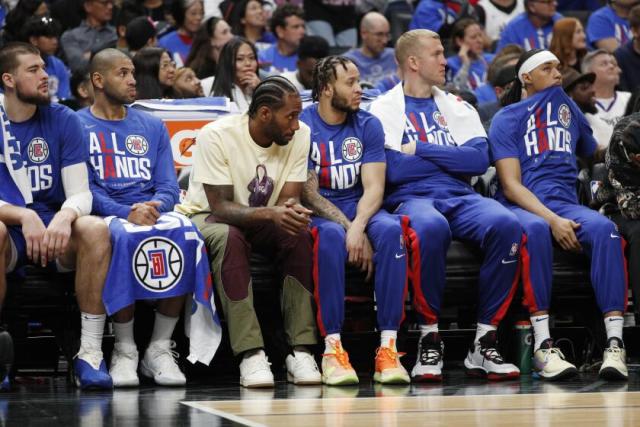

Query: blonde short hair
left=395, top=29, right=440, bottom=71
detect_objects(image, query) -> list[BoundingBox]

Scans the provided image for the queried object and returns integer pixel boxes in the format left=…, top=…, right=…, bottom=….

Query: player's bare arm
left=496, top=157, right=582, bottom=252
left=302, top=170, right=351, bottom=230
left=0, top=204, right=46, bottom=264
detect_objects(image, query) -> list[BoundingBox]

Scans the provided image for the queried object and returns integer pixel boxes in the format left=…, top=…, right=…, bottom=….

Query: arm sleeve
left=488, top=110, right=520, bottom=162
left=61, top=162, right=92, bottom=216
left=88, top=166, right=132, bottom=218
left=414, top=137, right=489, bottom=175
left=191, top=126, right=232, bottom=186
left=150, top=124, right=180, bottom=213
left=385, top=149, right=439, bottom=185
left=586, top=12, right=613, bottom=45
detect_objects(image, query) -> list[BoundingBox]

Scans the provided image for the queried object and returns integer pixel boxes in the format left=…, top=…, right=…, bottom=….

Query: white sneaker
left=239, top=349, right=274, bottom=388
left=411, top=332, right=444, bottom=382
left=286, top=350, right=321, bottom=385
left=533, top=340, right=578, bottom=381
left=464, top=331, right=519, bottom=380
left=110, top=343, right=140, bottom=387
left=140, top=340, right=186, bottom=386
left=599, top=338, right=628, bottom=380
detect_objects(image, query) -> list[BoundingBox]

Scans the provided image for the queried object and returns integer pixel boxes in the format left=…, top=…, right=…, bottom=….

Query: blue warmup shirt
left=77, top=107, right=179, bottom=219
left=586, top=5, right=631, bottom=48
left=446, top=53, right=494, bottom=90
left=344, top=48, right=398, bottom=86
left=409, top=0, right=457, bottom=33
left=375, top=74, right=401, bottom=94
left=258, top=44, right=298, bottom=73
left=489, top=86, right=597, bottom=205
left=158, top=31, right=191, bottom=65
left=45, top=55, right=71, bottom=102
left=300, top=104, right=385, bottom=209
left=475, top=83, right=498, bottom=104
left=496, top=12, right=562, bottom=51
left=384, top=96, right=489, bottom=207
left=10, top=104, right=87, bottom=223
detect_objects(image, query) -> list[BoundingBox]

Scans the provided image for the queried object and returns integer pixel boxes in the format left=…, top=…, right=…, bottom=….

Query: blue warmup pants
left=311, top=209, right=408, bottom=335
left=395, top=194, right=522, bottom=326
left=510, top=201, right=628, bottom=314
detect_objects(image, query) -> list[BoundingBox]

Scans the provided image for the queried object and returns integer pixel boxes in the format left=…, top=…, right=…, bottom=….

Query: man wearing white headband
left=370, top=29, right=523, bottom=383
left=490, top=49, right=629, bottom=380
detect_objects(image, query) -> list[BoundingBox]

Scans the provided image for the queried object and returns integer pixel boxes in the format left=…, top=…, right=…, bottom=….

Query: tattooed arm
left=301, top=169, right=351, bottom=230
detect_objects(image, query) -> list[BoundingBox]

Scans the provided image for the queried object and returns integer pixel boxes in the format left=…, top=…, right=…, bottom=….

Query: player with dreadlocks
left=177, top=75, right=322, bottom=388
left=300, top=56, right=410, bottom=386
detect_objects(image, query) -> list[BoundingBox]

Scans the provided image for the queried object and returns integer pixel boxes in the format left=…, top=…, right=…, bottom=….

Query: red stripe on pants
left=403, top=217, right=438, bottom=324
left=490, top=234, right=523, bottom=325
left=520, top=233, right=539, bottom=313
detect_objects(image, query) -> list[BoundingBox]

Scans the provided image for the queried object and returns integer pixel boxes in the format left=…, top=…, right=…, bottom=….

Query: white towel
left=0, top=102, right=32, bottom=206
left=368, top=82, right=487, bottom=151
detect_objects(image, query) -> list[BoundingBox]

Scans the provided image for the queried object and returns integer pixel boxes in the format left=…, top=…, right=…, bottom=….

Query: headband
left=518, top=51, right=560, bottom=84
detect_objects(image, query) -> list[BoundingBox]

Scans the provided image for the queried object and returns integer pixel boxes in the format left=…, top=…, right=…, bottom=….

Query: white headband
left=517, top=51, right=560, bottom=84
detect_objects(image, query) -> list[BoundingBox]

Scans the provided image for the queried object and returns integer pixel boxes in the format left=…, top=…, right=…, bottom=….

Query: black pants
left=610, top=212, right=640, bottom=314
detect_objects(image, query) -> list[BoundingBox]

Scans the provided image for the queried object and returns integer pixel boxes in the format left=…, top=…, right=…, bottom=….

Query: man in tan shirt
left=177, top=76, right=321, bottom=388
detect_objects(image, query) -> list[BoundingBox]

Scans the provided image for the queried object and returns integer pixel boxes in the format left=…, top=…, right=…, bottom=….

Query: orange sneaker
left=321, top=339, right=359, bottom=386
left=374, top=339, right=410, bottom=384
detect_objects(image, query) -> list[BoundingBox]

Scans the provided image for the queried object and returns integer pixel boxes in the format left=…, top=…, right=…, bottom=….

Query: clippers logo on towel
left=133, top=237, right=184, bottom=292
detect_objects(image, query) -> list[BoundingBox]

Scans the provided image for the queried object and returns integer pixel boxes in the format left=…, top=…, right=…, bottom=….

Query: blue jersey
left=343, top=48, right=398, bottom=86
left=158, top=31, right=191, bottom=65
left=77, top=107, right=179, bottom=219
left=489, top=86, right=597, bottom=205
left=409, top=0, right=457, bottom=33
left=300, top=104, right=385, bottom=208
left=45, top=55, right=71, bottom=102
left=10, top=104, right=87, bottom=223
left=496, top=12, right=563, bottom=51
left=258, top=44, right=298, bottom=73
left=375, top=74, right=401, bottom=94
left=586, top=5, right=631, bottom=48
left=446, top=53, right=494, bottom=90
left=384, top=96, right=488, bottom=207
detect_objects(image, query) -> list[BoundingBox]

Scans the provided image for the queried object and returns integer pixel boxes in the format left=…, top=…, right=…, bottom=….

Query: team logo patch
left=433, top=111, right=448, bottom=129
left=125, top=135, right=149, bottom=155
left=27, top=138, right=49, bottom=163
left=558, top=104, right=571, bottom=128
left=509, top=242, right=518, bottom=257
left=341, top=137, right=363, bottom=162
left=132, top=237, right=184, bottom=292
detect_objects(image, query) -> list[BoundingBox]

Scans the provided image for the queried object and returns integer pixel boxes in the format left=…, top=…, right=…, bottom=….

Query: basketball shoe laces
left=542, top=347, right=566, bottom=362
left=480, top=345, right=504, bottom=364
left=604, top=343, right=623, bottom=361
left=152, top=341, right=180, bottom=366
left=420, top=345, right=442, bottom=366
left=376, top=346, right=405, bottom=369
left=323, top=339, right=352, bottom=369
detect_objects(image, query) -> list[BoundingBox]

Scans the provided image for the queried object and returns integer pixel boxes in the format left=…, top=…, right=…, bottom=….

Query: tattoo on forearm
left=204, top=184, right=269, bottom=227
left=302, top=170, right=351, bottom=229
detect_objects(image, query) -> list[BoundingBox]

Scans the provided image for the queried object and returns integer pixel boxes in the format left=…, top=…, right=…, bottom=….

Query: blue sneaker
left=74, top=349, right=113, bottom=390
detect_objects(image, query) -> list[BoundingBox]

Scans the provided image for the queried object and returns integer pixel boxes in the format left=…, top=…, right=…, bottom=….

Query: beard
left=265, top=118, right=291, bottom=146
left=104, top=83, right=136, bottom=105
left=331, top=91, right=359, bottom=114
left=16, top=84, right=50, bottom=106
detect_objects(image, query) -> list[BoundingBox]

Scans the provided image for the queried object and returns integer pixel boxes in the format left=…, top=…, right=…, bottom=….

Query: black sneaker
left=411, top=332, right=444, bottom=382
left=0, top=329, right=14, bottom=391
left=464, top=331, right=519, bottom=380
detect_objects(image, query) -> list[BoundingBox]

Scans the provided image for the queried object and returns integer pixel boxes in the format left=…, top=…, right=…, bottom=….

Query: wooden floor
left=184, top=390, right=640, bottom=427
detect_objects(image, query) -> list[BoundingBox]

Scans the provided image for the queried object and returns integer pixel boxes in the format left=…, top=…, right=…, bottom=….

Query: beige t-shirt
left=176, top=113, right=310, bottom=215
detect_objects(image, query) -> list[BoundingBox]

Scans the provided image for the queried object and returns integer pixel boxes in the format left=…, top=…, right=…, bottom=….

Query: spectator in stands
left=562, top=68, right=597, bottom=117
left=586, top=0, right=635, bottom=52
left=595, top=113, right=640, bottom=321
left=61, top=68, right=94, bottom=110
left=281, top=35, right=328, bottom=92
left=136, top=0, right=166, bottom=23
left=50, top=0, right=84, bottom=34
left=476, top=0, right=525, bottom=43
left=615, top=4, right=640, bottom=92
left=491, top=48, right=628, bottom=381
left=477, top=64, right=517, bottom=125
left=475, top=51, right=521, bottom=104
left=22, top=16, right=71, bottom=103
left=303, top=0, right=356, bottom=47
left=125, top=16, right=158, bottom=55
left=60, top=0, right=117, bottom=73
left=409, top=0, right=458, bottom=35
left=582, top=49, right=632, bottom=146
left=91, top=1, right=147, bottom=54
left=446, top=18, right=494, bottom=92
left=0, top=42, right=113, bottom=389
left=369, top=29, right=523, bottom=383
left=176, top=76, right=322, bottom=388
left=344, top=12, right=397, bottom=87
left=228, top=0, right=275, bottom=50
left=133, top=47, right=177, bottom=99
left=496, top=0, right=562, bottom=51
left=258, top=3, right=304, bottom=73
left=3, top=0, right=48, bottom=43
left=170, top=66, right=204, bottom=97
left=185, top=16, right=233, bottom=79
left=158, top=0, right=204, bottom=66
left=549, top=17, right=587, bottom=71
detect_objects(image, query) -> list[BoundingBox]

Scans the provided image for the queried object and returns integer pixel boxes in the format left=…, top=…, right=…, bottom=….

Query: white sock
left=474, top=323, right=496, bottom=344
left=113, top=318, right=135, bottom=348
left=324, top=333, right=341, bottom=353
left=419, top=323, right=438, bottom=338
left=380, top=330, right=397, bottom=348
left=80, top=312, right=106, bottom=352
left=530, top=315, right=551, bottom=351
left=149, top=312, right=179, bottom=346
left=605, top=316, right=624, bottom=344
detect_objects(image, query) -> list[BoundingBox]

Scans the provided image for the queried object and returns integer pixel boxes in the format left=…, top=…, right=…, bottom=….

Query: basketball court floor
left=2, top=367, right=638, bottom=426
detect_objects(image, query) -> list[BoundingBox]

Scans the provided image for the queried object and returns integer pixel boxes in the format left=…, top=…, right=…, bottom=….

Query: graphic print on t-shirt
left=247, top=164, right=274, bottom=207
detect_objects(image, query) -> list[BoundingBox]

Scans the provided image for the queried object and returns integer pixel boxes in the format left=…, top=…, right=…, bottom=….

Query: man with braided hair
left=301, top=55, right=410, bottom=386
left=177, top=75, right=321, bottom=388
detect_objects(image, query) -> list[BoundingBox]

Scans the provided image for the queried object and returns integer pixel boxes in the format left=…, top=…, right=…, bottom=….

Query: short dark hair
left=248, top=75, right=298, bottom=118
left=298, top=35, right=329, bottom=61
left=311, top=56, right=354, bottom=102
left=0, top=42, right=41, bottom=89
left=21, top=16, right=62, bottom=41
left=450, top=18, right=479, bottom=51
left=270, top=3, right=304, bottom=33
left=171, top=0, right=201, bottom=29
left=70, top=67, right=91, bottom=99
